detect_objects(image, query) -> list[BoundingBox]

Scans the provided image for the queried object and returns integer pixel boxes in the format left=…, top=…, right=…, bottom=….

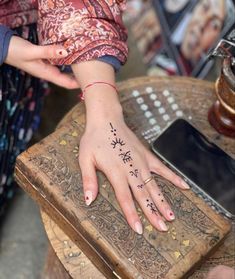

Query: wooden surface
left=42, top=242, right=72, bottom=279
left=15, top=76, right=234, bottom=279
left=42, top=210, right=104, bottom=279
left=41, top=211, right=235, bottom=279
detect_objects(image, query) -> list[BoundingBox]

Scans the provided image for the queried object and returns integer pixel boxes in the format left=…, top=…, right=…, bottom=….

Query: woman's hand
left=72, top=60, right=189, bottom=234
left=79, top=113, right=189, bottom=234
left=206, top=265, right=235, bottom=279
left=5, top=36, right=79, bottom=89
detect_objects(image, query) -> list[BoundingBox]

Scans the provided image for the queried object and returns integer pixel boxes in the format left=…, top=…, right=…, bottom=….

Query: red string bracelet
left=79, top=81, right=118, bottom=101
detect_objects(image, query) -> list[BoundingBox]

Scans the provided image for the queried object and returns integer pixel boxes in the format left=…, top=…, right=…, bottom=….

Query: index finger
left=104, top=171, right=143, bottom=235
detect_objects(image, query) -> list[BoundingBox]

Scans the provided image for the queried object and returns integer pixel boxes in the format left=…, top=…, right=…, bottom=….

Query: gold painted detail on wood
left=157, top=176, right=222, bottom=246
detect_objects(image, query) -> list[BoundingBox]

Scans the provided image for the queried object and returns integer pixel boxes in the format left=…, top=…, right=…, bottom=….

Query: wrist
left=82, top=84, right=125, bottom=126
left=83, top=82, right=123, bottom=116
left=71, top=60, right=124, bottom=124
left=80, top=81, right=117, bottom=101
left=86, top=96, right=124, bottom=126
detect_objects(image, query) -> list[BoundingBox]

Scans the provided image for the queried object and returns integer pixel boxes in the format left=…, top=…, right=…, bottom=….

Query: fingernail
left=85, top=191, right=93, bottom=206
left=134, top=221, right=143, bottom=234
left=167, top=209, right=175, bottom=221
left=56, top=49, right=68, bottom=56
left=159, top=220, right=168, bottom=231
left=181, top=180, right=190, bottom=189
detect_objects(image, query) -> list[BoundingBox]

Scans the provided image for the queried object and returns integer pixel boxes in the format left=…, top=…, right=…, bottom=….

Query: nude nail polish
left=159, top=220, right=168, bottom=231
left=167, top=210, right=175, bottom=220
left=56, top=49, right=68, bottom=56
left=134, top=222, right=143, bottom=235
left=85, top=191, right=93, bottom=206
left=181, top=180, right=190, bottom=189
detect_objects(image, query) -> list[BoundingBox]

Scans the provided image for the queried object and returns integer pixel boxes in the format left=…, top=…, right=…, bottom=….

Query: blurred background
left=0, top=0, right=234, bottom=278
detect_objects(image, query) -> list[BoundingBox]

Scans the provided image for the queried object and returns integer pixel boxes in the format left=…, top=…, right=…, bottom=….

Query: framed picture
left=157, top=0, right=195, bottom=32
left=128, top=1, right=163, bottom=64
left=127, top=0, right=235, bottom=77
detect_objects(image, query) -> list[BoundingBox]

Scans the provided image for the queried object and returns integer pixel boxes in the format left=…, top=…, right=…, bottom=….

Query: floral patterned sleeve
left=37, top=0, right=128, bottom=66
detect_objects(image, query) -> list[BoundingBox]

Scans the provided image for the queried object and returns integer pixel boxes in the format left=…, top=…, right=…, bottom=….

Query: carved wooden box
left=14, top=77, right=233, bottom=279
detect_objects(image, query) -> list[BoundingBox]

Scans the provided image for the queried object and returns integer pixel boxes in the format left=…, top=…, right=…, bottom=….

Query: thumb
left=79, top=155, right=98, bottom=206
left=29, top=44, right=69, bottom=60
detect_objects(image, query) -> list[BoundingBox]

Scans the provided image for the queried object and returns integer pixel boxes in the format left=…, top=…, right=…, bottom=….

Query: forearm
left=72, top=61, right=124, bottom=125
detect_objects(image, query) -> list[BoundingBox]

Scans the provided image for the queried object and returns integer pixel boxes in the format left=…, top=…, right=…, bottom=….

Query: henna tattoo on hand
left=109, top=123, right=117, bottom=136
left=146, top=199, right=158, bottom=214
left=109, top=122, right=141, bottom=182
left=137, top=184, right=144, bottom=189
left=129, top=169, right=139, bottom=178
left=119, top=150, right=132, bottom=163
left=111, top=138, right=125, bottom=149
left=158, top=193, right=164, bottom=202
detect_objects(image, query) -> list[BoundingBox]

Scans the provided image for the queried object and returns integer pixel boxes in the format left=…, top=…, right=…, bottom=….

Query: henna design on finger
left=146, top=199, right=158, bottom=214
left=119, top=150, right=132, bottom=163
left=157, top=193, right=164, bottom=202
left=137, top=184, right=144, bottom=189
left=129, top=169, right=139, bottom=178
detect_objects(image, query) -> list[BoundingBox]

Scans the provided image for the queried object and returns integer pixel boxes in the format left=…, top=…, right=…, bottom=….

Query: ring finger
left=127, top=166, right=168, bottom=232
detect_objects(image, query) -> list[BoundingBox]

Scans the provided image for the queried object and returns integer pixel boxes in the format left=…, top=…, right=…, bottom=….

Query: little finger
left=146, top=151, right=190, bottom=190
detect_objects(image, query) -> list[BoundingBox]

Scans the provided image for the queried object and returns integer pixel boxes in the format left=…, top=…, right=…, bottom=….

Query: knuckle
left=45, top=46, right=54, bottom=57
left=82, top=175, right=94, bottom=185
left=115, top=190, right=132, bottom=207
left=120, top=201, right=137, bottom=219
left=78, top=151, right=91, bottom=165
left=78, top=154, right=85, bottom=165
left=28, top=44, right=36, bottom=55
left=116, top=192, right=128, bottom=205
left=127, top=210, right=139, bottom=222
left=145, top=181, right=159, bottom=194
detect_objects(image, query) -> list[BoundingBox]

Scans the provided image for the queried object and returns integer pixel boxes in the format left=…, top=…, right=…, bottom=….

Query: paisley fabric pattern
left=0, top=0, right=38, bottom=28
left=37, top=0, right=128, bottom=65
